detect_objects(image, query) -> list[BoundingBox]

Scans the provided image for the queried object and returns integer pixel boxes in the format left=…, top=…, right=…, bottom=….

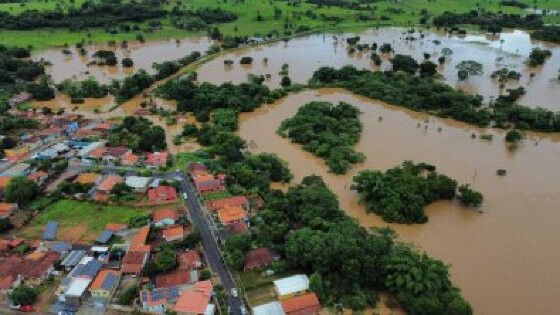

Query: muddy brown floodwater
left=34, top=36, right=212, bottom=84
left=199, top=28, right=560, bottom=110
left=238, top=89, right=560, bottom=315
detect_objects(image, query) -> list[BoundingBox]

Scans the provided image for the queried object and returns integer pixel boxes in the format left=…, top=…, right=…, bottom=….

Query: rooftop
left=90, top=269, right=120, bottom=291
left=274, top=274, right=309, bottom=296
left=162, top=226, right=184, bottom=240
left=207, top=195, right=249, bottom=211
left=174, top=280, right=213, bottom=314
left=281, top=293, right=320, bottom=314
left=178, top=250, right=202, bottom=270
left=152, top=208, right=179, bottom=223
left=105, top=223, right=127, bottom=232
left=148, top=185, right=178, bottom=202
left=155, top=270, right=190, bottom=288
left=253, top=301, right=285, bottom=315
left=217, top=206, right=247, bottom=224
left=75, top=172, right=100, bottom=185
left=97, top=175, right=122, bottom=192
left=0, top=176, right=12, bottom=188
left=244, top=247, right=274, bottom=270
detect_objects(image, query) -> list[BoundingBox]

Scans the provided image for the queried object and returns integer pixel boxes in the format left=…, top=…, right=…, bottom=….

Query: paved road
left=178, top=172, right=245, bottom=315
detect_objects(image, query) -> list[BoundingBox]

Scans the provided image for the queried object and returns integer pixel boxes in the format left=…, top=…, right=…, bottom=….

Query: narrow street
left=177, top=172, right=245, bottom=315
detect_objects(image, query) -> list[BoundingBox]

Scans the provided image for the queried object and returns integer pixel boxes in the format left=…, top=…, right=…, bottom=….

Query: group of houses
left=252, top=274, right=321, bottom=315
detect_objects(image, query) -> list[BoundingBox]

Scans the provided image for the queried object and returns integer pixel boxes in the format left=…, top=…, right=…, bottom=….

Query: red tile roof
left=105, top=223, right=127, bottom=232
left=207, top=196, right=249, bottom=212
left=152, top=208, right=179, bottom=223
left=244, top=247, right=273, bottom=270
left=178, top=250, right=202, bottom=270
left=148, top=186, right=178, bottom=202
left=229, top=221, right=249, bottom=235
left=282, top=293, right=321, bottom=315
left=27, top=171, right=48, bottom=182
left=0, top=203, right=17, bottom=217
left=145, top=151, right=169, bottom=166
left=162, top=226, right=184, bottom=241
left=104, top=146, right=130, bottom=158
left=122, top=251, right=149, bottom=274
left=130, top=226, right=150, bottom=251
left=155, top=270, right=190, bottom=288
left=121, top=152, right=139, bottom=166
left=217, top=206, right=247, bottom=225
left=174, top=280, right=213, bottom=314
left=97, top=175, right=122, bottom=192
left=0, top=176, right=12, bottom=189
left=0, top=251, right=60, bottom=281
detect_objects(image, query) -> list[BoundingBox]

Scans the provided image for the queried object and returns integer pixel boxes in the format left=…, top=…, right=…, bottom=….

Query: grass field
left=174, top=150, right=213, bottom=170
left=17, top=199, right=149, bottom=242
left=3, top=0, right=560, bottom=50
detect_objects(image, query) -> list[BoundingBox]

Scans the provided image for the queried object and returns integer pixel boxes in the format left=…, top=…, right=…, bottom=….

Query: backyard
left=17, top=199, right=149, bottom=242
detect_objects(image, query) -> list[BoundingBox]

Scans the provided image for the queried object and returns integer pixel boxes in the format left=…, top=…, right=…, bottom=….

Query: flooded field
left=198, top=28, right=560, bottom=110
left=238, top=89, right=560, bottom=315
left=34, top=37, right=212, bottom=83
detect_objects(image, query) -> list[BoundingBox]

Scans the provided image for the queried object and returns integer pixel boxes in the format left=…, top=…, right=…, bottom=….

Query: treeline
left=0, top=0, right=165, bottom=30
left=0, top=45, right=44, bottom=89
left=532, top=26, right=560, bottom=43
left=310, top=65, right=560, bottom=132
left=351, top=161, right=483, bottom=224
left=156, top=76, right=288, bottom=118
left=57, top=77, right=108, bottom=102
left=277, top=101, right=364, bottom=174
left=170, top=7, right=237, bottom=31
left=433, top=11, right=542, bottom=33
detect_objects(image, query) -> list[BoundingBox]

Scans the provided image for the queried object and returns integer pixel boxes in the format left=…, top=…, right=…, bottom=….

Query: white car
left=231, top=288, right=238, bottom=297
left=183, top=193, right=188, bottom=200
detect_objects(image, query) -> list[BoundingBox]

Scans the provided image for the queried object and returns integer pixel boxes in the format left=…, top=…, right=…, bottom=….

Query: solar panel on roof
left=61, top=250, right=86, bottom=266
left=168, top=287, right=180, bottom=300
left=79, top=260, right=102, bottom=277
left=95, top=229, right=113, bottom=244
left=141, top=291, right=148, bottom=302
left=52, top=241, right=71, bottom=252
left=101, top=272, right=118, bottom=290
left=43, top=221, right=58, bottom=240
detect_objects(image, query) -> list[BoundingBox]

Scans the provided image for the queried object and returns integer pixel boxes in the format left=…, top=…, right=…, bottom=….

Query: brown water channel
left=198, top=28, right=560, bottom=110
left=238, top=88, right=560, bottom=315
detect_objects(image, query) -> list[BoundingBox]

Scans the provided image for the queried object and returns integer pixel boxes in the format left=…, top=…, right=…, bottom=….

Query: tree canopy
left=277, top=101, right=364, bottom=174
left=351, top=161, right=482, bottom=223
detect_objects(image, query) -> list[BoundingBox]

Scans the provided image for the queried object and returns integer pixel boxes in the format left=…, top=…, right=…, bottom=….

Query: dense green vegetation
left=57, top=76, right=108, bottom=101
left=433, top=10, right=543, bottom=33
left=156, top=75, right=288, bottom=116
left=277, top=101, right=364, bottom=174
left=0, top=0, right=165, bottom=30
left=527, top=47, right=552, bottom=66
left=5, top=176, right=39, bottom=206
left=244, top=175, right=471, bottom=313
left=108, top=116, right=166, bottom=152
left=351, top=161, right=483, bottom=223
left=310, top=65, right=560, bottom=132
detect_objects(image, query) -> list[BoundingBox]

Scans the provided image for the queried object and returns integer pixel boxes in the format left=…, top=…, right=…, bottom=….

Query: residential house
left=0, top=251, right=60, bottom=294
left=105, top=223, right=127, bottom=235
left=122, top=226, right=150, bottom=274
left=125, top=176, right=152, bottom=193
left=229, top=221, right=249, bottom=235
left=174, top=280, right=215, bottom=315
left=189, top=163, right=225, bottom=194
left=140, top=286, right=181, bottom=314
left=148, top=186, right=178, bottom=203
left=155, top=270, right=192, bottom=289
left=0, top=203, right=17, bottom=218
left=27, top=170, right=48, bottom=186
left=89, top=269, right=121, bottom=302
left=43, top=221, right=58, bottom=240
left=4, top=147, right=30, bottom=162
left=273, top=275, right=310, bottom=300
left=152, top=209, right=179, bottom=227
left=61, top=250, right=87, bottom=270
left=2, top=162, right=32, bottom=176
left=207, top=196, right=249, bottom=212
left=38, top=127, right=62, bottom=142
left=281, top=293, right=321, bottom=315
left=92, top=122, right=114, bottom=134
left=145, top=151, right=169, bottom=168
left=50, top=241, right=72, bottom=255
left=75, top=172, right=100, bottom=186
left=57, top=256, right=103, bottom=306
left=244, top=247, right=274, bottom=271
left=162, top=226, right=184, bottom=242
left=102, top=146, right=131, bottom=164
left=217, top=206, right=247, bottom=225
left=253, top=301, right=285, bottom=315
left=87, top=147, right=107, bottom=162
left=77, top=141, right=104, bottom=161
left=95, top=175, right=122, bottom=201
left=95, top=230, right=114, bottom=245
left=121, top=152, right=139, bottom=166
left=178, top=250, right=202, bottom=271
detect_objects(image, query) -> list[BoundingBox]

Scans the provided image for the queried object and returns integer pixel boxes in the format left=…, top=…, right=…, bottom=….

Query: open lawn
left=3, top=0, right=560, bottom=50
left=238, top=270, right=285, bottom=307
left=17, top=199, right=149, bottom=242
left=174, top=150, right=213, bottom=171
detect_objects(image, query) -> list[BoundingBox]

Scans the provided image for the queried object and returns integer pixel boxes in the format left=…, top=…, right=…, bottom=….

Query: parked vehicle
left=231, top=288, right=238, bottom=297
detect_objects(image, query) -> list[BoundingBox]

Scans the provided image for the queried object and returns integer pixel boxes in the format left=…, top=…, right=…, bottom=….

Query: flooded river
left=198, top=28, right=560, bottom=110
left=239, top=89, right=560, bottom=315
left=35, top=37, right=212, bottom=84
